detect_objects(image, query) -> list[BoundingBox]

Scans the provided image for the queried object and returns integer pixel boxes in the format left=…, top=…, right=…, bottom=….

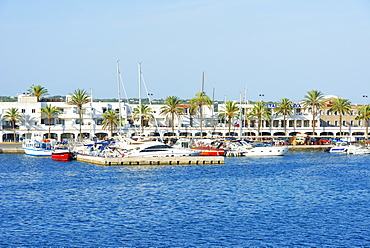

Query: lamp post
left=363, top=95, right=368, bottom=105
left=259, top=94, right=264, bottom=101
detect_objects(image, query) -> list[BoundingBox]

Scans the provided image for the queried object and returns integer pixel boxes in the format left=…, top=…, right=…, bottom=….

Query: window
left=334, top=121, right=338, bottom=126
left=32, top=109, right=36, bottom=113
left=55, top=119, right=65, bottom=125
left=350, top=120, right=354, bottom=126
left=21, top=109, right=25, bottom=113
left=76, top=119, right=84, bottom=125
left=96, top=119, right=103, bottom=125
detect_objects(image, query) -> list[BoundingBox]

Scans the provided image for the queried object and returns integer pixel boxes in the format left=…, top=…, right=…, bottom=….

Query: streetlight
left=259, top=94, right=264, bottom=101
left=363, top=95, right=368, bottom=105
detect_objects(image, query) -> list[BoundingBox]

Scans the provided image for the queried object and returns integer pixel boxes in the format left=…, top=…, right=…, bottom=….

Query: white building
left=0, top=94, right=368, bottom=142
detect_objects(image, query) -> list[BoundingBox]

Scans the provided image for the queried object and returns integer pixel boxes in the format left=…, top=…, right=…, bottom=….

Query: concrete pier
left=0, top=143, right=24, bottom=153
left=287, top=145, right=333, bottom=152
left=76, top=154, right=225, bottom=166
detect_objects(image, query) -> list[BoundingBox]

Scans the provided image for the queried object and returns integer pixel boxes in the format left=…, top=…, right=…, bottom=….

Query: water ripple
left=1, top=152, right=370, bottom=247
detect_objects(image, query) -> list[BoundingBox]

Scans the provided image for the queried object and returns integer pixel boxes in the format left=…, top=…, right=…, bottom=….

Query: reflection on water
left=1, top=152, right=370, bottom=247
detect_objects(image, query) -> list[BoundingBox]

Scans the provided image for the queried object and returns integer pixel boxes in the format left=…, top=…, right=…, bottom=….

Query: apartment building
left=0, top=94, right=368, bottom=142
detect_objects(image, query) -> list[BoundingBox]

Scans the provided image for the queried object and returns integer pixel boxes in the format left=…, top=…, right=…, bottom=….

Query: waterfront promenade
left=0, top=142, right=332, bottom=154
left=0, top=142, right=24, bottom=153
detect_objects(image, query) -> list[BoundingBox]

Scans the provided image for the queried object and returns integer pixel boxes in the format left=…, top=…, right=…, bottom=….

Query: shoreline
left=0, top=143, right=333, bottom=154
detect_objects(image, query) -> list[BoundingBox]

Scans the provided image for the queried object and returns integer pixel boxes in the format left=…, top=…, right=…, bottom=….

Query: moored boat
left=123, top=141, right=200, bottom=158
left=52, top=143, right=74, bottom=161
left=174, top=138, right=225, bottom=156
left=226, top=140, right=290, bottom=156
left=22, top=133, right=56, bottom=156
left=345, top=144, right=370, bottom=155
left=326, top=142, right=349, bottom=153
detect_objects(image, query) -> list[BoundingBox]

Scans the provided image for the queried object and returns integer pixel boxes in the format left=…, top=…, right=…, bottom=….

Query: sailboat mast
left=116, top=60, right=122, bottom=133
left=201, top=71, right=204, bottom=93
left=138, top=63, right=142, bottom=133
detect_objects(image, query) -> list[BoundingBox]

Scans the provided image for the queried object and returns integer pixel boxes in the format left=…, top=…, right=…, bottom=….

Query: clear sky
left=1, top=0, right=370, bottom=104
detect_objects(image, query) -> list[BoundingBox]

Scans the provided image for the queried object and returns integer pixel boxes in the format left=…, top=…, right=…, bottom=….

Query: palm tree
left=328, top=97, right=352, bottom=136
left=275, top=98, right=294, bottom=135
left=218, top=101, right=240, bottom=136
left=190, top=92, right=212, bottom=136
left=302, top=90, right=325, bottom=135
left=2, top=107, right=22, bottom=142
left=40, top=104, right=62, bottom=139
left=248, top=101, right=271, bottom=139
left=27, top=85, right=48, bottom=101
left=355, top=105, right=370, bottom=139
left=188, top=104, right=197, bottom=128
left=102, top=109, right=119, bottom=137
left=133, top=103, right=154, bottom=133
left=67, top=89, right=90, bottom=141
left=160, top=96, right=185, bottom=135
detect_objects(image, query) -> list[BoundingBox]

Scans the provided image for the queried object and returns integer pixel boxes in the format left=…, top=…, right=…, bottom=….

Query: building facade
left=0, top=94, right=369, bottom=142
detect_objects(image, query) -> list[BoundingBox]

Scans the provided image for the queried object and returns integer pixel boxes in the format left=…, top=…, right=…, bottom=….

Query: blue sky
left=1, top=0, right=370, bottom=104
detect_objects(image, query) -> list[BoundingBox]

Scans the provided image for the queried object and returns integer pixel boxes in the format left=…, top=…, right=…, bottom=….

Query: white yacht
left=345, top=144, right=370, bottom=155
left=327, top=142, right=349, bottom=153
left=122, top=141, right=200, bottom=158
left=226, top=140, right=290, bottom=156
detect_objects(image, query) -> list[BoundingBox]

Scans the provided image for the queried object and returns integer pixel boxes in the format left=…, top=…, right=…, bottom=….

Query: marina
left=1, top=151, right=370, bottom=247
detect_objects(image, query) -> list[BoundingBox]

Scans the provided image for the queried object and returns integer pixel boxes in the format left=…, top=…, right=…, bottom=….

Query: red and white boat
left=51, top=146, right=74, bottom=161
left=189, top=146, right=225, bottom=156
left=174, top=138, right=225, bottom=156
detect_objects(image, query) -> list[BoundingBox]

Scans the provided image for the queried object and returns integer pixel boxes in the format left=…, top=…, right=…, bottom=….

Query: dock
left=287, top=145, right=333, bottom=151
left=76, top=154, right=225, bottom=166
left=0, top=142, right=24, bottom=153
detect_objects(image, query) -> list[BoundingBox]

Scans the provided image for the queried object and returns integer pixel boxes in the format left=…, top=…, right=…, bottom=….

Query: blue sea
left=1, top=151, right=370, bottom=247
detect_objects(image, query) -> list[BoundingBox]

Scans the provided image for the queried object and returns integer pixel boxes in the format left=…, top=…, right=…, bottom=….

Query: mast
left=239, top=92, right=243, bottom=137
left=116, top=60, right=122, bottom=133
left=201, top=71, right=205, bottom=93
left=138, top=62, right=142, bottom=134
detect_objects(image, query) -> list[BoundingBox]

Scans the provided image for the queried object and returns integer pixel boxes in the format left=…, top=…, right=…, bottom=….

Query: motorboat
left=22, top=133, right=56, bottom=156
left=326, top=142, right=349, bottom=153
left=345, top=144, right=370, bottom=155
left=123, top=141, right=200, bottom=158
left=226, top=140, right=290, bottom=156
left=174, top=138, right=225, bottom=156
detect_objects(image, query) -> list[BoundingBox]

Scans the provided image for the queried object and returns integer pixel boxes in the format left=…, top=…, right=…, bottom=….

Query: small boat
left=52, top=143, right=74, bottom=161
left=174, top=139, right=225, bottom=156
left=22, top=134, right=56, bottom=156
left=188, top=146, right=225, bottom=156
left=327, top=142, right=349, bottom=153
left=345, top=144, right=370, bottom=155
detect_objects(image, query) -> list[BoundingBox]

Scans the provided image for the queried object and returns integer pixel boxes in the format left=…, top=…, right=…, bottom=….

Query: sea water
left=1, top=152, right=370, bottom=247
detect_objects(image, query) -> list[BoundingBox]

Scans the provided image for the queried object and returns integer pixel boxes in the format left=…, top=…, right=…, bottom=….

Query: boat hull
left=242, top=146, right=290, bottom=156
left=52, top=151, right=74, bottom=161
left=23, top=148, right=53, bottom=156
left=190, top=147, right=225, bottom=156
